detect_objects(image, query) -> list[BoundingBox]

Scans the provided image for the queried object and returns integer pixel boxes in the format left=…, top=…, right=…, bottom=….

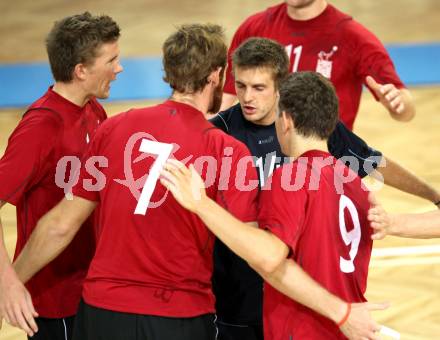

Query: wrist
left=0, top=260, right=18, bottom=283
left=194, top=194, right=212, bottom=215
left=388, top=213, right=401, bottom=236
left=327, top=297, right=347, bottom=324
left=336, top=303, right=352, bottom=328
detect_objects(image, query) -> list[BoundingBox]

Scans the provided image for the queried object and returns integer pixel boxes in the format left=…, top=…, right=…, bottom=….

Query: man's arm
left=327, top=122, right=440, bottom=206
left=368, top=193, right=440, bottom=239
left=5, top=196, right=95, bottom=336
left=0, top=200, right=38, bottom=336
left=372, top=156, right=440, bottom=208
left=160, top=160, right=386, bottom=339
left=366, top=76, right=415, bottom=122
left=13, top=196, right=96, bottom=284
left=262, top=259, right=386, bottom=340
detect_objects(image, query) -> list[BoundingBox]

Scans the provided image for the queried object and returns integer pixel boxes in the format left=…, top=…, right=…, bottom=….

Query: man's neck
left=52, top=82, right=89, bottom=107
left=171, top=90, right=209, bottom=114
left=286, top=0, right=328, bottom=21
left=289, top=134, right=328, bottom=158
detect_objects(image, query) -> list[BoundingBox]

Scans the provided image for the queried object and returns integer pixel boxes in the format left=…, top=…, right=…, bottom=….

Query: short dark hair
left=232, top=37, right=289, bottom=89
left=279, top=72, right=339, bottom=139
left=46, top=12, right=120, bottom=82
left=163, top=24, right=227, bottom=93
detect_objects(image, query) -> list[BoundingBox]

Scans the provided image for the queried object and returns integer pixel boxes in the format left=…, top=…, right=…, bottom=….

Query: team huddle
left=0, top=1, right=439, bottom=340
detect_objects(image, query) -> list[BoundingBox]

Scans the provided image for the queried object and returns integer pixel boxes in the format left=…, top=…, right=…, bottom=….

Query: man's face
left=285, top=0, right=316, bottom=9
left=234, top=67, right=278, bottom=126
left=83, top=40, right=123, bottom=99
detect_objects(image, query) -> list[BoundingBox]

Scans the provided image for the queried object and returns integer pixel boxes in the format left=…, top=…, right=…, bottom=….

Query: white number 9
left=339, top=195, right=361, bottom=273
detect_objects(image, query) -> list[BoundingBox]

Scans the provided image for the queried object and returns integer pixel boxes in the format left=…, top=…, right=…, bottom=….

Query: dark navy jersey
left=211, top=104, right=285, bottom=188
left=209, top=103, right=382, bottom=325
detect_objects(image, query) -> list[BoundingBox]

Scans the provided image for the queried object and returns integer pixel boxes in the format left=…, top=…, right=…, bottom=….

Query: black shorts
left=216, top=321, right=263, bottom=340
left=29, top=315, right=75, bottom=340
left=72, top=300, right=217, bottom=340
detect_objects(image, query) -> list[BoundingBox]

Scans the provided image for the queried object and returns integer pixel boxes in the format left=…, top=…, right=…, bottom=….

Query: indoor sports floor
left=0, top=0, right=439, bottom=339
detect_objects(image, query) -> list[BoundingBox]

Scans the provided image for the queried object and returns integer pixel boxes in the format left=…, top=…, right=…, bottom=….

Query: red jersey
left=0, top=87, right=106, bottom=317
left=224, top=3, right=405, bottom=129
left=258, top=150, right=372, bottom=340
left=73, top=100, right=259, bottom=317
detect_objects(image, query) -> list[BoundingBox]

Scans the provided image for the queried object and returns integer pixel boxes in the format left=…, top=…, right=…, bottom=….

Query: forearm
left=196, top=197, right=287, bottom=273
left=13, top=214, right=76, bottom=283
left=0, top=217, right=14, bottom=278
left=375, top=156, right=440, bottom=205
left=390, top=210, right=440, bottom=238
left=261, top=259, right=346, bottom=323
left=389, top=88, right=415, bottom=121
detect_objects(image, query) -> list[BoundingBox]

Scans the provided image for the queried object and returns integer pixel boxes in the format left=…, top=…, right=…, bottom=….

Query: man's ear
left=281, top=110, right=294, bottom=134
left=73, top=63, right=87, bottom=81
left=208, top=67, right=223, bottom=86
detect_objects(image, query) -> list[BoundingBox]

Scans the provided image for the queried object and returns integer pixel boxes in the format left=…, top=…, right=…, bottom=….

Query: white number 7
left=339, top=195, right=361, bottom=273
left=134, top=139, right=173, bottom=215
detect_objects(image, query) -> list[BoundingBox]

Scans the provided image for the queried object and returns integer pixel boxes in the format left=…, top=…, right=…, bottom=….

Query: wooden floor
left=1, top=0, right=440, bottom=339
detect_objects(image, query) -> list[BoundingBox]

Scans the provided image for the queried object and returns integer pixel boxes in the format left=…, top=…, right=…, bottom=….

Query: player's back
left=261, top=151, right=372, bottom=339
left=74, top=100, right=258, bottom=318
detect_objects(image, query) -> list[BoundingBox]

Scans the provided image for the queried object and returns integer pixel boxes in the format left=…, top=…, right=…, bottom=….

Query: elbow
left=250, top=249, right=286, bottom=277
left=47, top=223, right=74, bottom=240
left=40, top=215, right=75, bottom=241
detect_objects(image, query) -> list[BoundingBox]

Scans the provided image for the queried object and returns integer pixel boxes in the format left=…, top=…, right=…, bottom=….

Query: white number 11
left=285, top=44, right=303, bottom=73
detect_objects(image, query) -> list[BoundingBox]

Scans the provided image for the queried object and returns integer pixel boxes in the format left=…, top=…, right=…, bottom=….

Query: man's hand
left=367, top=192, right=397, bottom=240
left=340, top=302, right=389, bottom=340
left=0, top=264, right=38, bottom=336
left=366, top=76, right=406, bottom=115
left=160, top=159, right=207, bottom=213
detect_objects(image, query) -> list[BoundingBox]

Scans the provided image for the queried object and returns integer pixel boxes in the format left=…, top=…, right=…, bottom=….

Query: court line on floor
left=372, top=244, right=440, bottom=258
left=370, top=255, right=440, bottom=267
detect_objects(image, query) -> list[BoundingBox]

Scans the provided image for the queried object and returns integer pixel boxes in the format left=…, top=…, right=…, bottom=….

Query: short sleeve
left=215, top=141, right=259, bottom=223
left=0, top=112, right=60, bottom=205
left=350, top=22, right=405, bottom=91
left=258, top=165, right=307, bottom=250
left=328, top=121, right=382, bottom=178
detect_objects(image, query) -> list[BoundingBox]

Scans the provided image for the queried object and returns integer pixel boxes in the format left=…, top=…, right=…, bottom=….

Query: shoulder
left=97, top=109, right=129, bottom=132
left=332, top=7, right=379, bottom=43
left=261, top=163, right=308, bottom=202
left=210, top=103, right=243, bottom=132
left=204, top=125, right=251, bottom=158
left=94, top=105, right=164, bottom=139
left=236, top=3, right=285, bottom=35
left=18, top=106, right=63, bottom=135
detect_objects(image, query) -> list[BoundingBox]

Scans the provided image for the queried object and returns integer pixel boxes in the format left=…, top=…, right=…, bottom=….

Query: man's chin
left=96, top=91, right=110, bottom=100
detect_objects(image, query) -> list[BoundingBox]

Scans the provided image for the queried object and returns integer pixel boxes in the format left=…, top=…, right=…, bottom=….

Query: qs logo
left=114, top=132, right=193, bottom=215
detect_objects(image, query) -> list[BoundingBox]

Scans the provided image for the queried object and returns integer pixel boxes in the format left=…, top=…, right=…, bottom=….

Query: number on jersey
left=339, top=195, right=361, bottom=273
left=134, top=139, right=173, bottom=215
left=285, top=44, right=303, bottom=73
